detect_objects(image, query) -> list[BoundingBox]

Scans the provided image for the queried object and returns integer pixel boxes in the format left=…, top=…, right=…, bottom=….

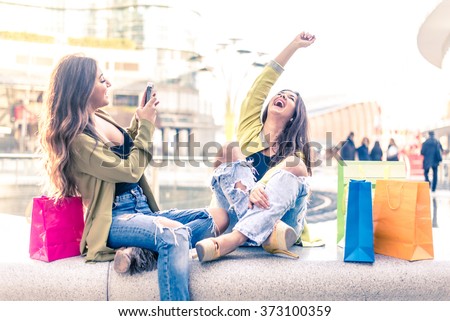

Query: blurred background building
left=0, top=0, right=449, bottom=212
left=0, top=0, right=221, bottom=210
left=0, top=0, right=216, bottom=156
left=1, top=0, right=424, bottom=158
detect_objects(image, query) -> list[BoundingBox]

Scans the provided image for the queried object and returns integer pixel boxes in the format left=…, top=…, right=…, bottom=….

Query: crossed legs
left=197, top=154, right=309, bottom=262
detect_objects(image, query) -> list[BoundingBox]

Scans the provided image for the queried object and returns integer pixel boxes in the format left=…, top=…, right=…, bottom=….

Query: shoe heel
left=195, top=238, right=220, bottom=263
left=114, top=247, right=132, bottom=274
left=263, top=221, right=299, bottom=259
left=269, top=249, right=300, bottom=259
left=195, top=242, right=207, bottom=262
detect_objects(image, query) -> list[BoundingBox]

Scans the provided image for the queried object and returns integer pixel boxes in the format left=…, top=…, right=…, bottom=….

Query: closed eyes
left=279, top=91, right=296, bottom=102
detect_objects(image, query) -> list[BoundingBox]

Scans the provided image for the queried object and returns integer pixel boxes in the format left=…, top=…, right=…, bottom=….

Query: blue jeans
left=424, top=165, right=438, bottom=192
left=107, top=186, right=216, bottom=301
left=211, top=160, right=310, bottom=245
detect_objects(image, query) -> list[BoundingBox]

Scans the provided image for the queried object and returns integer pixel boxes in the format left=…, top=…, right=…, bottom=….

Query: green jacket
left=237, top=60, right=290, bottom=186
left=71, top=109, right=159, bottom=262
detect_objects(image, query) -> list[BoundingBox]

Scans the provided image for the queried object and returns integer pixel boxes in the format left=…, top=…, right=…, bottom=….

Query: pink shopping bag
left=29, top=196, right=84, bottom=262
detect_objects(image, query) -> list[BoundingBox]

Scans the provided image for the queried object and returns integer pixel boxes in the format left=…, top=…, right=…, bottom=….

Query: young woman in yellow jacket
left=196, top=32, right=316, bottom=262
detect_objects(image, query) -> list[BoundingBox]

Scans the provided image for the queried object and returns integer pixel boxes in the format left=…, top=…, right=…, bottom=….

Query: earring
left=289, top=118, right=293, bottom=122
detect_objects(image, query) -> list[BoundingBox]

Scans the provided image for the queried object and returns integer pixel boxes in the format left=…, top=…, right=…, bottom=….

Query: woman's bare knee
left=281, top=155, right=307, bottom=177
left=208, top=208, right=229, bottom=235
left=155, top=217, right=184, bottom=228
left=214, top=142, right=245, bottom=168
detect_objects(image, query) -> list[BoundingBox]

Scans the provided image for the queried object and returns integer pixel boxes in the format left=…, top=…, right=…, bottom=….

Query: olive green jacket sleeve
left=125, top=114, right=139, bottom=139
left=72, top=116, right=154, bottom=183
left=71, top=110, right=159, bottom=262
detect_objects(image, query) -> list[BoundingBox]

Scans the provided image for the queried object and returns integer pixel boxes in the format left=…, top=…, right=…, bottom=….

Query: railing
left=0, top=153, right=216, bottom=210
left=438, top=159, right=450, bottom=189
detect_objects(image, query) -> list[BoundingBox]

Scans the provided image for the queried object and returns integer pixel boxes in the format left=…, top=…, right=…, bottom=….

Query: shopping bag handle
left=386, top=183, right=403, bottom=210
left=357, top=165, right=367, bottom=179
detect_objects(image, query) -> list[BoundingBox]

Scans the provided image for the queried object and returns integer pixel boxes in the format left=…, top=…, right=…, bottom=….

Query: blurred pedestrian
left=420, top=131, right=443, bottom=192
left=340, top=132, right=356, bottom=160
left=357, top=137, right=370, bottom=160
left=386, top=138, right=399, bottom=161
left=370, top=141, right=383, bottom=161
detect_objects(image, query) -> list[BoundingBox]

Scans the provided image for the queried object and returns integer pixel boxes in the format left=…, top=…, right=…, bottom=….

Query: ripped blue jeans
left=211, top=160, right=310, bottom=246
left=107, top=186, right=216, bottom=301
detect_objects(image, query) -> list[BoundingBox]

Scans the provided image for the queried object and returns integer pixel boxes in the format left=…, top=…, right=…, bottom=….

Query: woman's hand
left=293, top=32, right=316, bottom=48
left=274, top=31, right=316, bottom=67
left=136, top=90, right=159, bottom=124
left=248, top=184, right=270, bottom=209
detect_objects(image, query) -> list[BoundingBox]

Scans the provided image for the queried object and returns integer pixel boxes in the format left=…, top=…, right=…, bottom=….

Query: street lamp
left=196, top=39, right=267, bottom=141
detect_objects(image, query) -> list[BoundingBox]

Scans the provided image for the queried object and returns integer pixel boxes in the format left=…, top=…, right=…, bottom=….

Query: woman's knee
left=281, top=155, right=307, bottom=177
left=154, top=217, right=184, bottom=228
left=208, top=207, right=229, bottom=235
left=214, top=142, right=245, bottom=168
left=155, top=218, right=190, bottom=249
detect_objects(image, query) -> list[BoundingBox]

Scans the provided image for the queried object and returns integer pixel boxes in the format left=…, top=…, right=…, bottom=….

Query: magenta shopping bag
left=29, top=196, right=84, bottom=262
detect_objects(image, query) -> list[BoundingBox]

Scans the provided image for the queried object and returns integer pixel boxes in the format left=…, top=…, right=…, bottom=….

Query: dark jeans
left=424, top=165, right=438, bottom=192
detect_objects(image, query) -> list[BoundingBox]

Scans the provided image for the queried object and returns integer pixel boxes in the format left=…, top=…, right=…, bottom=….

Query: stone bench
left=1, top=214, right=449, bottom=301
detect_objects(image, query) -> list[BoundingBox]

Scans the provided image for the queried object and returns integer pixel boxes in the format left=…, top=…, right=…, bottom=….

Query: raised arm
left=274, top=32, right=316, bottom=67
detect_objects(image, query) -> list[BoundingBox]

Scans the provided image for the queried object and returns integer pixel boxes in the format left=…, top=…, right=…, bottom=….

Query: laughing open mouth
left=274, top=98, right=286, bottom=108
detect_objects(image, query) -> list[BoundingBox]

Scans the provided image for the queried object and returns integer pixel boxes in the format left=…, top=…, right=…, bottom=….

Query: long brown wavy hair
left=261, top=90, right=312, bottom=176
left=39, top=54, right=98, bottom=200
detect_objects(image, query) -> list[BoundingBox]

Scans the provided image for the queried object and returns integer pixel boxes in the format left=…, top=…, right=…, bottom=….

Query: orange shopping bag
left=373, top=180, right=433, bottom=261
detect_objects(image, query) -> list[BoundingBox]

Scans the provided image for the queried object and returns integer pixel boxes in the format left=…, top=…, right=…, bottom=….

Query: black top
left=246, top=151, right=272, bottom=182
left=357, top=145, right=370, bottom=161
left=110, top=127, right=139, bottom=196
left=369, top=145, right=383, bottom=161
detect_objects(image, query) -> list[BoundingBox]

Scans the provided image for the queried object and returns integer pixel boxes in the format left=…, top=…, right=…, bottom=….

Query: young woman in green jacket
left=39, top=54, right=229, bottom=300
left=196, top=31, right=316, bottom=262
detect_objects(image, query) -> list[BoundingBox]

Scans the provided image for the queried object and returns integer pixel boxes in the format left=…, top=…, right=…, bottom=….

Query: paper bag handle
left=386, top=183, right=403, bottom=210
left=357, top=165, right=367, bottom=179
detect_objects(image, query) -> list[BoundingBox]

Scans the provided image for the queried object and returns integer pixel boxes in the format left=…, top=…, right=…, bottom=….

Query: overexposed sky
left=2, top=0, right=448, bottom=131
left=188, top=0, right=449, bottom=130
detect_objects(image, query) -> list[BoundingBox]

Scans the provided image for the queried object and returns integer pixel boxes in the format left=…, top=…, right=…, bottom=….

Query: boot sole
left=195, top=243, right=206, bottom=262
left=114, top=249, right=131, bottom=273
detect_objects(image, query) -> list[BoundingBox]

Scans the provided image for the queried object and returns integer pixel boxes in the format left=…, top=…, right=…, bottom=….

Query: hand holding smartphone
left=145, top=82, right=153, bottom=104
left=137, top=82, right=160, bottom=125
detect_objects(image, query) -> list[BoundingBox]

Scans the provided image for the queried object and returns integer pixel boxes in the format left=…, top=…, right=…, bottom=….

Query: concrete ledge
left=0, top=256, right=108, bottom=300
left=1, top=214, right=449, bottom=301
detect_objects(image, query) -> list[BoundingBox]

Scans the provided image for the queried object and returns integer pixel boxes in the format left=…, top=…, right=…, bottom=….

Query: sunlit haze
left=189, top=0, right=449, bottom=131
left=1, top=0, right=448, bottom=131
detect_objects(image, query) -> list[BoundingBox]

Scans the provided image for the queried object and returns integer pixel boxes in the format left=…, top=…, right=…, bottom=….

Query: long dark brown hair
left=39, top=54, right=98, bottom=199
left=261, top=90, right=312, bottom=176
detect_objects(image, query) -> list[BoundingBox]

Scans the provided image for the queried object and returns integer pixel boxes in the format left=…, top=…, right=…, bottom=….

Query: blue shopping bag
left=344, top=179, right=374, bottom=263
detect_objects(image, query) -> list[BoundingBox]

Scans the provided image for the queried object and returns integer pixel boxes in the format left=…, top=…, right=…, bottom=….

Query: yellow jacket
left=237, top=60, right=293, bottom=186
left=237, top=60, right=322, bottom=247
left=71, top=109, right=159, bottom=262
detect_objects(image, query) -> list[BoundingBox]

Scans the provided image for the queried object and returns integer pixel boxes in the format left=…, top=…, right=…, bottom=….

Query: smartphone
left=145, top=82, right=153, bottom=104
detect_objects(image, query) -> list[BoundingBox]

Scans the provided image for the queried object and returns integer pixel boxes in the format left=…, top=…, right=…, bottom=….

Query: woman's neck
left=262, top=119, right=285, bottom=145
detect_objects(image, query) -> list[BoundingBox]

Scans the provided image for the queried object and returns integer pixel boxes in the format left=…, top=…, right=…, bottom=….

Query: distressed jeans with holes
left=107, top=186, right=216, bottom=301
left=211, top=161, right=310, bottom=246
